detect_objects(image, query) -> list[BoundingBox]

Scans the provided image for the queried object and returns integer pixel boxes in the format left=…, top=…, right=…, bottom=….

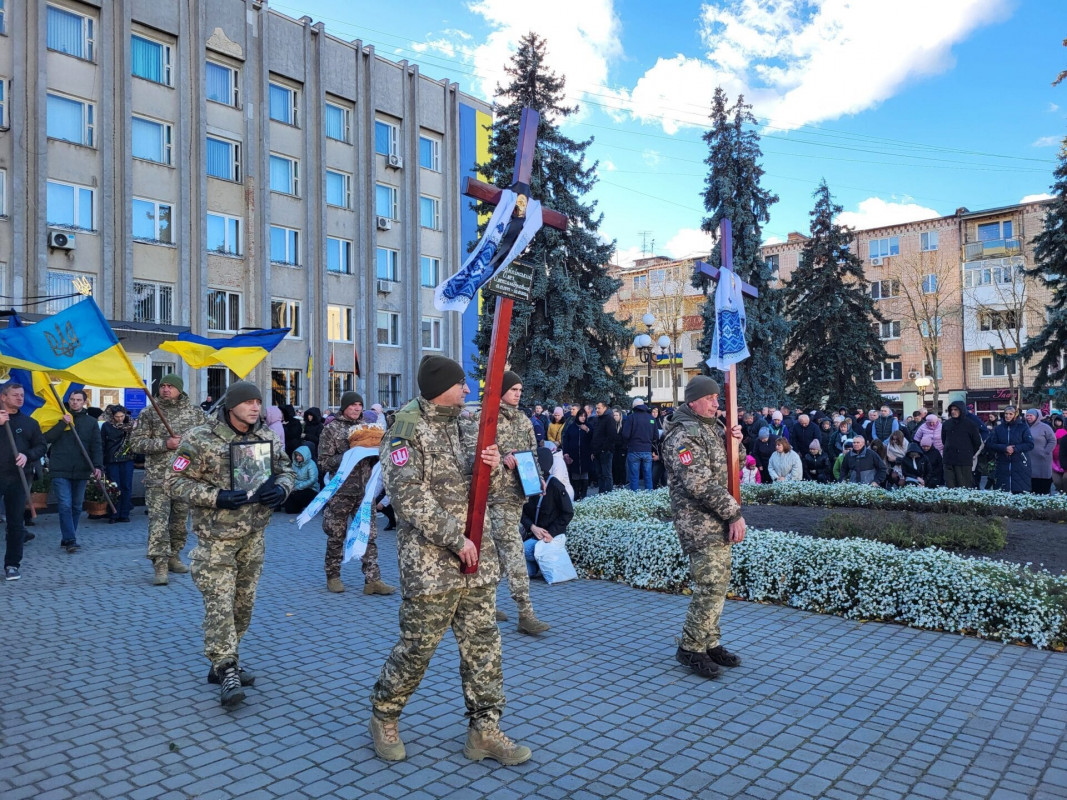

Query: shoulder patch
left=390, top=443, right=410, bottom=467
left=172, top=455, right=191, bottom=472
left=676, top=445, right=694, bottom=466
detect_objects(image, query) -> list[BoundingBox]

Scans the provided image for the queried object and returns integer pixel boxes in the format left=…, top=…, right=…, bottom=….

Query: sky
left=272, top=0, right=1066, bottom=266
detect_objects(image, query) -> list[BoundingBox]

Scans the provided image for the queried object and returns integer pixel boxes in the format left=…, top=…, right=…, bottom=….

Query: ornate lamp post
left=914, top=375, right=932, bottom=410
left=634, top=313, right=670, bottom=405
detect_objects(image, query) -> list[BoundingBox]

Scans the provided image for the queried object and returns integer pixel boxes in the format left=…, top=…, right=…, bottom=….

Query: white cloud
left=618, top=0, right=1011, bottom=133
left=466, top=0, right=623, bottom=118
left=665, top=227, right=714, bottom=260
left=1032, top=135, right=1062, bottom=147
left=1020, top=193, right=1054, bottom=203
left=763, top=234, right=783, bottom=245
left=602, top=158, right=618, bottom=172
left=612, top=245, right=645, bottom=268
left=1048, top=103, right=1060, bottom=113
left=835, top=197, right=941, bottom=230
left=641, top=149, right=662, bottom=167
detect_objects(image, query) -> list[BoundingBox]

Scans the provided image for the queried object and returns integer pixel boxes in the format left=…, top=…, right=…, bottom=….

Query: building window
left=270, top=299, right=301, bottom=338
left=981, top=355, right=1017, bottom=377
left=374, top=119, right=398, bottom=156
left=921, top=274, right=938, bottom=294
left=132, top=281, right=173, bottom=325
left=131, top=34, right=172, bottom=85
left=132, top=198, right=172, bottom=243
left=421, top=255, right=440, bottom=287
left=47, top=93, right=94, bottom=146
left=0, top=0, right=5, bottom=36
left=421, top=317, right=442, bottom=350
left=47, top=5, right=94, bottom=61
left=868, top=237, right=900, bottom=259
left=329, top=372, right=354, bottom=407
left=325, top=101, right=350, bottom=142
left=874, top=361, right=902, bottom=382
left=875, top=321, right=901, bottom=340
left=870, top=280, right=900, bottom=300
left=206, top=212, right=241, bottom=255
left=377, top=311, right=400, bottom=346
left=206, top=60, right=239, bottom=106
left=132, top=116, right=173, bottom=164
left=420, top=196, right=441, bottom=230
left=46, top=271, right=94, bottom=313
left=269, top=225, right=299, bottom=265
left=327, top=305, right=352, bottom=342
left=268, top=81, right=298, bottom=126
left=765, top=254, right=780, bottom=277
left=206, top=366, right=236, bottom=403
left=633, top=275, right=647, bottom=291
left=46, top=180, right=94, bottom=230
left=271, top=369, right=301, bottom=407
left=376, top=248, right=399, bottom=281
left=207, top=289, right=241, bottom=333
left=419, top=135, right=440, bottom=171
left=919, top=316, right=943, bottom=337
left=327, top=237, right=351, bottom=274
left=964, top=263, right=1021, bottom=289
left=206, top=136, right=241, bottom=181
left=0, top=170, right=5, bottom=217
left=920, top=231, right=939, bottom=252
left=978, top=309, right=1019, bottom=331
left=924, top=360, right=943, bottom=381
left=0, top=79, right=8, bottom=128
left=977, top=220, right=1013, bottom=241
left=375, top=184, right=398, bottom=220
left=378, top=373, right=402, bottom=407
left=269, top=154, right=299, bottom=196
left=325, top=170, right=351, bottom=208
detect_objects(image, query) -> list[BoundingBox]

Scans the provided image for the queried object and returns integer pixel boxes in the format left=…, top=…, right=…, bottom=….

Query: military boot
left=208, top=664, right=256, bottom=687
left=152, top=559, right=169, bottom=586
left=707, top=645, right=742, bottom=668
left=369, top=716, right=406, bottom=761
left=463, top=723, right=532, bottom=766
left=363, top=579, right=396, bottom=595
left=517, top=610, right=549, bottom=635
left=495, top=609, right=508, bottom=622
left=168, top=555, right=189, bottom=574
left=215, top=662, right=246, bottom=708
left=326, top=577, right=345, bottom=593
left=675, top=646, right=721, bottom=679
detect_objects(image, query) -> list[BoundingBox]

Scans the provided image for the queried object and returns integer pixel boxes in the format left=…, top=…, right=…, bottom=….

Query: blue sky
left=273, top=0, right=1065, bottom=264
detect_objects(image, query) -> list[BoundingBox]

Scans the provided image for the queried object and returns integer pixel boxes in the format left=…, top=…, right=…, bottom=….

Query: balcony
left=962, top=238, right=1021, bottom=262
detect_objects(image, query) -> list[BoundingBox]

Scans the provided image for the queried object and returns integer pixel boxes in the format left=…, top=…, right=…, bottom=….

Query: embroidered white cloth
left=296, top=446, right=380, bottom=562
left=706, top=265, right=750, bottom=370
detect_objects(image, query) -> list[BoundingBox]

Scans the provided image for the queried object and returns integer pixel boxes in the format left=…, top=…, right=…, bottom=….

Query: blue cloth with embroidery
left=706, top=265, right=750, bottom=370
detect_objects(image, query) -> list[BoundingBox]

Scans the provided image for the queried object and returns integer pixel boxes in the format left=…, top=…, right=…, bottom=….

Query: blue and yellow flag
left=159, top=328, right=288, bottom=379
left=0, top=315, right=82, bottom=429
left=0, top=299, right=144, bottom=389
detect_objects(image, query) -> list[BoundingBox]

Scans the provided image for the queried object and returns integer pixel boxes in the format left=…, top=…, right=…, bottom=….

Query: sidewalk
left=1, top=511, right=1064, bottom=800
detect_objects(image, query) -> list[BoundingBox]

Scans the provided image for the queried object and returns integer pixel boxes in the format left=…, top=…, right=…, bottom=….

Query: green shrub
left=815, top=511, right=1007, bottom=553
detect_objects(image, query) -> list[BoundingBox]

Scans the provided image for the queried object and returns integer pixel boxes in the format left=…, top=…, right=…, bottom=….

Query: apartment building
left=0, top=0, right=491, bottom=411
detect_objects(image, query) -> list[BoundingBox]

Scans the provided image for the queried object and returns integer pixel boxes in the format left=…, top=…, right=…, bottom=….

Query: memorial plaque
left=485, top=260, right=535, bottom=302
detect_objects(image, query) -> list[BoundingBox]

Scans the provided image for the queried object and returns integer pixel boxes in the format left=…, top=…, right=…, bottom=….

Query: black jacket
left=791, top=422, right=819, bottom=454
left=45, top=408, right=103, bottom=479
left=101, top=421, right=134, bottom=464
left=302, top=407, right=324, bottom=447
left=941, top=402, right=982, bottom=467
left=901, top=442, right=929, bottom=485
left=621, top=406, right=655, bottom=453
left=802, top=451, right=832, bottom=482
left=589, top=413, right=617, bottom=454
left=521, top=476, right=574, bottom=539
left=0, top=411, right=46, bottom=479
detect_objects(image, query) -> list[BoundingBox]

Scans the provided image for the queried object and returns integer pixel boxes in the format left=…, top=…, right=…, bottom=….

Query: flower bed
left=570, top=491, right=1067, bottom=649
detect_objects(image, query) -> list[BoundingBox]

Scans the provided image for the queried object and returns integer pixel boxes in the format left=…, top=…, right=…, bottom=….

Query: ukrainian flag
left=0, top=299, right=145, bottom=389
left=159, top=328, right=288, bottom=378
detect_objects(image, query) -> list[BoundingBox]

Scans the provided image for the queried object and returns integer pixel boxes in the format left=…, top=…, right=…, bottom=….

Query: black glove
left=251, top=476, right=286, bottom=509
left=216, top=489, right=249, bottom=510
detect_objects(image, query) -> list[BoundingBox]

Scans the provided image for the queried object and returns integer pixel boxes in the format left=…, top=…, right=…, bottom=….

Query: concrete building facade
left=0, top=0, right=490, bottom=411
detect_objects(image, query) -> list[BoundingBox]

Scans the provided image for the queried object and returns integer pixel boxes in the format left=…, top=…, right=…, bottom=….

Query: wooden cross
left=459, top=107, right=569, bottom=574
left=695, top=218, right=759, bottom=504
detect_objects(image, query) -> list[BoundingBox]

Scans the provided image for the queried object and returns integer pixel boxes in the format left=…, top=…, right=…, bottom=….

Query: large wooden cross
left=459, top=107, right=568, bottom=574
left=695, top=218, right=759, bottom=504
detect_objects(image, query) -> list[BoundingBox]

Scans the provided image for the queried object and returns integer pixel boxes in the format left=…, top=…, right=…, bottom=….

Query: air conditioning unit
left=48, top=230, right=77, bottom=250
left=376, top=216, right=393, bottom=231
left=870, top=257, right=883, bottom=266
left=387, top=154, right=403, bottom=169
left=907, top=370, right=919, bottom=380
left=376, top=279, right=393, bottom=294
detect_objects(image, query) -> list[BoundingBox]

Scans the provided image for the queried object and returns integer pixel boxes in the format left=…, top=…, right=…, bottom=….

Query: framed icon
left=230, top=440, right=273, bottom=494
left=513, top=450, right=542, bottom=497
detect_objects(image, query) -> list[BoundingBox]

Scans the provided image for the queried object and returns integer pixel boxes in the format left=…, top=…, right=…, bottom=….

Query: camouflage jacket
left=490, top=402, right=537, bottom=507
left=128, top=393, right=209, bottom=486
left=661, top=404, right=744, bottom=555
left=380, top=396, right=500, bottom=598
left=317, top=416, right=366, bottom=498
left=164, top=415, right=294, bottom=541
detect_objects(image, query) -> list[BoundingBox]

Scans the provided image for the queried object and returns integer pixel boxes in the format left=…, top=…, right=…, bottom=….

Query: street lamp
left=914, top=375, right=932, bottom=410
left=634, top=313, right=670, bottom=405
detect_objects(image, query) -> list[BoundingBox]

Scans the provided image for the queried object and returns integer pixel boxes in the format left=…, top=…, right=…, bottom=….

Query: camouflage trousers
left=679, top=544, right=732, bottom=652
left=322, top=492, right=380, bottom=582
left=371, top=584, right=504, bottom=728
left=189, top=531, right=265, bottom=668
left=487, top=505, right=530, bottom=612
left=145, top=485, right=190, bottom=561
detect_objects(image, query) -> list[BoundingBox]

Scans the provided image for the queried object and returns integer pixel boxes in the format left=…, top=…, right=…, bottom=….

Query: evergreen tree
left=1020, top=137, right=1067, bottom=405
left=696, top=88, right=788, bottom=409
left=472, top=32, right=631, bottom=403
left=783, top=180, right=888, bottom=410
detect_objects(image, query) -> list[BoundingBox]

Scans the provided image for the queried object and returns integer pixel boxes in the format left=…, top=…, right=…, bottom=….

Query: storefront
left=966, top=388, right=1017, bottom=412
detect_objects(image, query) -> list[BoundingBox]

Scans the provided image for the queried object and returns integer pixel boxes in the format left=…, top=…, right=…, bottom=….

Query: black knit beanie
left=501, top=371, right=522, bottom=395
left=685, top=376, right=721, bottom=404
left=224, top=381, right=262, bottom=409
left=340, top=391, right=364, bottom=413
left=418, top=355, right=466, bottom=400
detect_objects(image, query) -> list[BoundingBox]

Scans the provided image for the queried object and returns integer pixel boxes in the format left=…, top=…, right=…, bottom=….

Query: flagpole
left=3, top=423, right=36, bottom=519
left=144, top=391, right=177, bottom=438
left=44, top=376, right=116, bottom=516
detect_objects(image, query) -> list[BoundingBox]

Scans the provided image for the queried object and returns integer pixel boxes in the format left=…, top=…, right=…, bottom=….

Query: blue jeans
left=523, top=537, right=539, bottom=577
left=627, top=451, right=653, bottom=491
left=596, top=451, right=614, bottom=493
left=53, top=477, right=87, bottom=545
left=106, top=461, right=135, bottom=519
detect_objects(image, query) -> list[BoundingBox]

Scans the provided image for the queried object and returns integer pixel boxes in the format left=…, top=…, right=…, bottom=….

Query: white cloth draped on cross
left=706, top=265, right=750, bottom=371
left=296, top=446, right=381, bottom=563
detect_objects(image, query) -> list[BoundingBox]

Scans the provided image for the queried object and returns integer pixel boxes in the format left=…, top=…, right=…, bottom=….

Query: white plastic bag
left=534, top=534, right=578, bottom=585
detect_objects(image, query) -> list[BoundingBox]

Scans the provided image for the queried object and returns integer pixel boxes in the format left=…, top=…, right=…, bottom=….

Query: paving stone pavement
left=1, top=510, right=1065, bottom=800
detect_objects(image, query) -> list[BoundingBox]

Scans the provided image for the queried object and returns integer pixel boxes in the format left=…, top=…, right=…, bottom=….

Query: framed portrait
left=230, top=440, right=273, bottom=494
left=513, top=450, right=542, bottom=497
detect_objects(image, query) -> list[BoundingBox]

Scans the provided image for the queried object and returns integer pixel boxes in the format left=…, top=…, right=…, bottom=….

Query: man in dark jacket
left=941, top=401, right=982, bottom=488
left=839, top=435, right=887, bottom=486
left=589, top=400, right=617, bottom=494
left=621, top=398, right=656, bottom=490
left=790, top=414, right=819, bottom=454
left=44, top=389, right=103, bottom=553
left=1, top=382, right=47, bottom=580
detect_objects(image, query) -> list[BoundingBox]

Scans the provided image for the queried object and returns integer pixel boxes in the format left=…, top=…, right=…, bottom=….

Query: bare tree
left=624, top=260, right=695, bottom=403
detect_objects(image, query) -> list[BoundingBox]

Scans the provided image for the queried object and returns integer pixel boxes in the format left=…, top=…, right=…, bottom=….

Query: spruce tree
left=472, top=32, right=631, bottom=404
left=783, top=180, right=888, bottom=410
left=1020, top=137, right=1067, bottom=405
left=696, top=88, right=788, bottom=409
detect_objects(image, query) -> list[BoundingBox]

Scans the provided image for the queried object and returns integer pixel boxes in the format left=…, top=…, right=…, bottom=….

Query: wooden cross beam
left=694, top=218, right=759, bottom=504
left=460, top=107, right=568, bottom=574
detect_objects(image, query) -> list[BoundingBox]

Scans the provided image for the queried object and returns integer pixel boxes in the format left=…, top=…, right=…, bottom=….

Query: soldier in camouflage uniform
left=317, top=391, right=394, bottom=595
left=164, top=381, right=293, bottom=708
left=489, top=371, right=549, bottom=634
left=128, top=374, right=208, bottom=585
left=661, top=376, right=747, bottom=680
left=369, top=355, right=531, bottom=766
